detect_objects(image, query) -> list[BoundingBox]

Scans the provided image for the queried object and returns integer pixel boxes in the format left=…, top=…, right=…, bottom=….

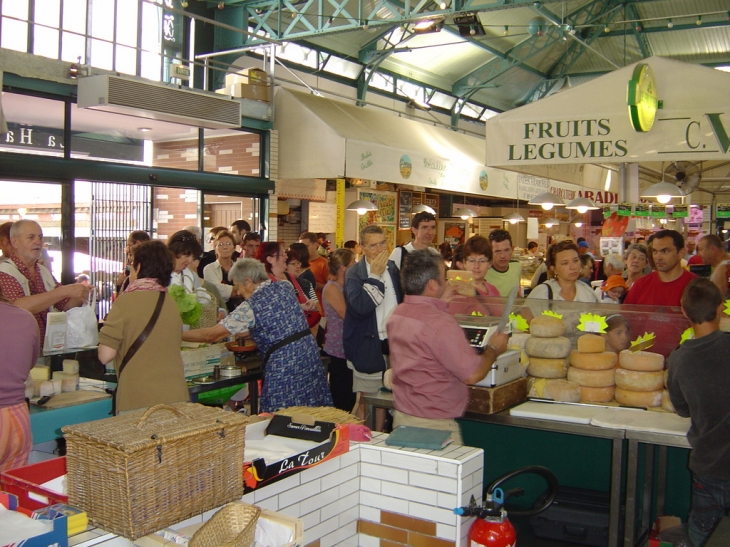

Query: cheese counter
left=364, top=390, right=692, bottom=547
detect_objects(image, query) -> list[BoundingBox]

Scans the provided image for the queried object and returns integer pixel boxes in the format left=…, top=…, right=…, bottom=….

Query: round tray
left=226, top=341, right=258, bottom=353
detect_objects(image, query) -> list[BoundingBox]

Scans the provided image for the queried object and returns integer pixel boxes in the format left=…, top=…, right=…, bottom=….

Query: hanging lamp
left=346, top=199, right=377, bottom=215
left=528, top=192, right=564, bottom=211
left=565, top=197, right=599, bottom=214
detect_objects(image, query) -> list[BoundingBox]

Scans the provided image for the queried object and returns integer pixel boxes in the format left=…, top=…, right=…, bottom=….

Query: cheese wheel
left=664, top=369, right=669, bottom=389
left=614, top=387, right=663, bottom=408
left=510, top=332, right=531, bottom=350
left=615, top=368, right=664, bottom=392
left=39, top=381, right=54, bottom=397
left=569, top=351, right=617, bottom=371
left=530, top=316, right=565, bottom=338
left=618, top=350, right=664, bottom=372
left=543, top=379, right=582, bottom=403
left=577, top=334, right=605, bottom=354
left=580, top=386, right=616, bottom=403
left=527, top=357, right=569, bottom=379
left=61, top=375, right=79, bottom=392
left=566, top=366, right=615, bottom=388
left=661, top=390, right=675, bottom=413
left=526, top=336, right=571, bottom=359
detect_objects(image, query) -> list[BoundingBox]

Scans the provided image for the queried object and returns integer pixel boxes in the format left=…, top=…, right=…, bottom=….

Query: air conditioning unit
left=77, top=75, right=242, bottom=129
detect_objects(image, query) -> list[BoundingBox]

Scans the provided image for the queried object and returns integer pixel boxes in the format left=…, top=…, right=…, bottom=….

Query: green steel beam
left=601, top=19, right=730, bottom=37
left=523, top=0, right=625, bottom=103
left=0, top=152, right=274, bottom=196
left=624, top=2, right=651, bottom=58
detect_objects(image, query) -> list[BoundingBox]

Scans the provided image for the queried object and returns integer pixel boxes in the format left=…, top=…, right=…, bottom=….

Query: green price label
left=617, top=203, right=633, bottom=217
left=602, top=206, right=612, bottom=219
left=672, top=205, right=688, bottom=218
left=650, top=205, right=666, bottom=218
left=634, top=204, right=650, bottom=217
left=717, top=205, right=730, bottom=219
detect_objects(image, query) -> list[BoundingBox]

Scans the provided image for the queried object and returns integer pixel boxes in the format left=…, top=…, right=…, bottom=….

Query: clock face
left=627, top=64, right=658, bottom=133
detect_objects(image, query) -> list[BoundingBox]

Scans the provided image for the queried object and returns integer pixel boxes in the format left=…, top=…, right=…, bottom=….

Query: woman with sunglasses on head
left=203, top=230, right=243, bottom=313
left=449, top=235, right=501, bottom=317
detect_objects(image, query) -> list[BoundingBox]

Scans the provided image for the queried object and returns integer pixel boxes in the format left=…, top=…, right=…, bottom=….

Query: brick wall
left=154, top=187, right=198, bottom=240
left=152, top=132, right=261, bottom=176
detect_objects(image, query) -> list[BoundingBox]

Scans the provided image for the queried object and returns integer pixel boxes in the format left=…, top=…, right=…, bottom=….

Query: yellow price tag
left=630, top=332, right=656, bottom=352
left=542, top=310, right=563, bottom=319
left=577, top=313, right=609, bottom=334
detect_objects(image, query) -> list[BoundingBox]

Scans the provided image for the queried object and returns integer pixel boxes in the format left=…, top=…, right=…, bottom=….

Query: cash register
left=456, top=315, right=523, bottom=388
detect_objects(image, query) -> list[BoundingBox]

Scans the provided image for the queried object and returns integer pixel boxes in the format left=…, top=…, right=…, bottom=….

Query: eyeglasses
left=465, top=258, right=490, bottom=265
left=488, top=230, right=510, bottom=241
left=216, top=242, right=234, bottom=247
left=365, top=241, right=387, bottom=250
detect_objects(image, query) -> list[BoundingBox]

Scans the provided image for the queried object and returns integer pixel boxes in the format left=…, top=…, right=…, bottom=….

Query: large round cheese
left=664, top=369, right=668, bottom=388
left=530, top=316, right=565, bottom=338
left=580, top=385, right=616, bottom=403
left=528, top=357, right=569, bottom=379
left=661, top=390, right=675, bottom=413
left=510, top=332, right=531, bottom=350
left=566, top=366, right=615, bottom=388
left=614, top=387, right=663, bottom=408
left=526, top=336, right=571, bottom=359
left=618, top=350, right=664, bottom=372
left=543, top=379, right=582, bottom=403
left=569, top=351, right=617, bottom=371
left=615, top=369, right=664, bottom=392
left=577, top=334, right=605, bottom=354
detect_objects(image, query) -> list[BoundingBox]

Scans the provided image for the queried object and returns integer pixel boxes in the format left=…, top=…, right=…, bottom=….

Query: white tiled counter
left=71, top=433, right=484, bottom=547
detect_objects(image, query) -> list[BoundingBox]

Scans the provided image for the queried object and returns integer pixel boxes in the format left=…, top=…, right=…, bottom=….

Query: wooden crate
left=466, top=377, right=528, bottom=415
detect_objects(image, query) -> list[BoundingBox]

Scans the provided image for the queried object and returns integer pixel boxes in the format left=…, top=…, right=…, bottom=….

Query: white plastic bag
left=65, top=292, right=99, bottom=348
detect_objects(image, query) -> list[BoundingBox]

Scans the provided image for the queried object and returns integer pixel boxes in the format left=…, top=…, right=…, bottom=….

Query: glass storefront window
left=0, top=181, right=65, bottom=279
left=0, top=93, right=65, bottom=157
left=202, top=129, right=262, bottom=177
left=1, top=0, right=29, bottom=52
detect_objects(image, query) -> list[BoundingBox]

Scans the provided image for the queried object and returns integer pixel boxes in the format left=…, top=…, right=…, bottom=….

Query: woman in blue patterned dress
left=182, top=258, right=332, bottom=412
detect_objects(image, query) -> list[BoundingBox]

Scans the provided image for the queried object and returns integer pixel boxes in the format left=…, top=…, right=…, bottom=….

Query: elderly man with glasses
left=344, top=224, right=403, bottom=428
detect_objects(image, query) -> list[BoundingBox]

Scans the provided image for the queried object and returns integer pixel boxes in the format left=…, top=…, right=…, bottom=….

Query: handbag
left=66, top=291, right=99, bottom=348
left=111, top=292, right=165, bottom=415
left=286, top=273, right=322, bottom=329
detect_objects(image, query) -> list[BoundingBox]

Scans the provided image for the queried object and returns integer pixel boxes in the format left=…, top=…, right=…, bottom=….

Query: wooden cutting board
left=33, top=390, right=111, bottom=409
left=509, top=401, right=606, bottom=424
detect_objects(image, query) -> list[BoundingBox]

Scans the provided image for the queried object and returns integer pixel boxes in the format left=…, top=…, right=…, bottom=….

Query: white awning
left=274, top=88, right=508, bottom=197
left=485, top=56, right=730, bottom=168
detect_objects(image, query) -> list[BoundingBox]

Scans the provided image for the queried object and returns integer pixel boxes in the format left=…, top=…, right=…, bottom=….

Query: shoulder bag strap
left=399, top=245, right=408, bottom=269
left=118, top=291, right=165, bottom=377
left=111, top=291, right=165, bottom=415
left=261, top=328, right=311, bottom=369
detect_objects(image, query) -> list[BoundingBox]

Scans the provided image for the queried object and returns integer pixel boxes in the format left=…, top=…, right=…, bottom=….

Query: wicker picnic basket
left=189, top=502, right=261, bottom=547
left=62, top=403, right=249, bottom=540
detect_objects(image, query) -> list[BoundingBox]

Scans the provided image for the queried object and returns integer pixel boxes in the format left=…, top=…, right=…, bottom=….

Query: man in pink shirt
left=386, top=250, right=508, bottom=444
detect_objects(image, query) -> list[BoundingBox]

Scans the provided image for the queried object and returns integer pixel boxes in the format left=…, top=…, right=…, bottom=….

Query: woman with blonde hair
left=203, top=229, right=242, bottom=312
left=322, top=248, right=356, bottom=411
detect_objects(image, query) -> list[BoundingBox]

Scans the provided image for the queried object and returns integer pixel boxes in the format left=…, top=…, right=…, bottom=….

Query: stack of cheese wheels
left=526, top=316, right=570, bottom=380
left=661, top=369, right=675, bottom=412
left=566, top=334, right=617, bottom=403
left=615, top=350, right=665, bottom=407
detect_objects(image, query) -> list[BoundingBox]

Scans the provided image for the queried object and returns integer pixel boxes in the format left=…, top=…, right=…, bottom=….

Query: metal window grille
left=90, top=181, right=152, bottom=318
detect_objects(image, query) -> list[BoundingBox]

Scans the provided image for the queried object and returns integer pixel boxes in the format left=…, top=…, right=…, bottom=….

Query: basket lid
left=62, top=403, right=248, bottom=453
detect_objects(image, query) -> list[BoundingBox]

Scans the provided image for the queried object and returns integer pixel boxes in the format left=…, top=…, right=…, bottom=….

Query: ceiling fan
left=664, top=161, right=701, bottom=195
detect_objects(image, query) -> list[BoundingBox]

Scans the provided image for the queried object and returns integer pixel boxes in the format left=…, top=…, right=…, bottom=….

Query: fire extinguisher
left=454, top=465, right=558, bottom=547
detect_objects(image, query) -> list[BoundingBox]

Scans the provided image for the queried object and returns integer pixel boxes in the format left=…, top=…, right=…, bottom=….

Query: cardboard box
left=466, top=377, right=528, bottom=415
left=243, top=418, right=349, bottom=493
left=225, top=67, right=267, bottom=87
left=216, top=82, right=270, bottom=102
left=0, top=492, right=68, bottom=547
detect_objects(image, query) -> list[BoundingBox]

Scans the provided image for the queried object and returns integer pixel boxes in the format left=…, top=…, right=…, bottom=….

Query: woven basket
left=195, top=289, right=219, bottom=329
left=62, top=403, right=248, bottom=539
left=189, top=502, right=261, bottom=547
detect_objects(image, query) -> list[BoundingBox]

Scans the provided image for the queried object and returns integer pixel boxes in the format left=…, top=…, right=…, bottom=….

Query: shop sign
left=617, top=203, right=633, bottom=217
left=485, top=58, right=730, bottom=166
left=578, top=190, right=619, bottom=204
left=634, top=204, right=650, bottom=217
left=717, top=204, right=730, bottom=219
left=627, top=63, right=659, bottom=132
